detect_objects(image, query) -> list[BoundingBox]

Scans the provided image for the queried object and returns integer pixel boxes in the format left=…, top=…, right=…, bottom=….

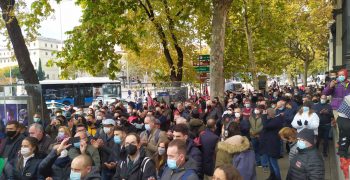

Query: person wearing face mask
left=45, top=116, right=64, bottom=140
left=313, top=95, right=334, bottom=157
left=249, top=105, right=264, bottom=167
left=33, top=113, right=43, bottom=126
left=48, top=126, right=72, bottom=151
left=221, top=108, right=241, bottom=140
left=38, top=137, right=73, bottom=179
left=160, top=139, right=199, bottom=180
left=114, top=133, right=157, bottom=179
left=292, top=101, right=320, bottom=135
left=86, top=115, right=98, bottom=137
left=91, top=119, right=116, bottom=180
left=0, top=121, right=25, bottom=160
left=323, top=69, right=350, bottom=121
left=140, top=115, right=168, bottom=158
left=2, top=137, right=44, bottom=180
left=68, top=132, right=101, bottom=170
left=286, top=129, right=325, bottom=180
left=70, top=154, right=101, bottom=180
left=152, top=141, right=168, bottom=179
left=29, top=123, right=54, bottom=156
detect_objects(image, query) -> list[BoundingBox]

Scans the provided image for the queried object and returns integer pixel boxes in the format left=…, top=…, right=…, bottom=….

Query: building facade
left=0, top=37, right=63, bottom=80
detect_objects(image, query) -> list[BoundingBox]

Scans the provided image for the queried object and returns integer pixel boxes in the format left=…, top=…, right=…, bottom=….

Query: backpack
left=119, top=157, right=153, bottom=179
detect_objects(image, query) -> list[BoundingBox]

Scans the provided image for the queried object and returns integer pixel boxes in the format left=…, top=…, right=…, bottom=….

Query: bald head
left=71, top=155, right=92, bottom=178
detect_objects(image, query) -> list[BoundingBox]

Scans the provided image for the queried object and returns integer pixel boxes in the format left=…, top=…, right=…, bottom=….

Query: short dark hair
left=114, top=126, right=126, bottom=132
left=76, top=123, right=86, bottom=129
left=168, top=139, right=187, bottom=155
left=7, top=121, right=19, bottom=128
left=126, top=133, right=140, bottom=144
left=173, top=124, right=189, bottom=136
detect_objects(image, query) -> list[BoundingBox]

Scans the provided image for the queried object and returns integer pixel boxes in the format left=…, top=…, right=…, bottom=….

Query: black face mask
left=313, top=100, right=319, bottom=103
left=6, top=131, right=17, bottom=138
left=126, top=144, right=138, bottom=155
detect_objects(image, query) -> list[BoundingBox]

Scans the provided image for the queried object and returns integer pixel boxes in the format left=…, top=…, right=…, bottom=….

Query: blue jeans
left=267, top=156, right=281, bottom=180
left=251, top=137, right=261, bottom=165
left=260, top=154, right=269, bottom=167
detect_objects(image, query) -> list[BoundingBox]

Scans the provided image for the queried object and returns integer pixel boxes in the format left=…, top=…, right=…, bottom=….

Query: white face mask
left=20, top=147, right=31, bottom=157
left=59, top=149, right=68, bottom=158
left=103, top=127, right=111, bottom=134
left=96, top=116, right=103, bottom=121
left=235, top=112, right=241, bottom=118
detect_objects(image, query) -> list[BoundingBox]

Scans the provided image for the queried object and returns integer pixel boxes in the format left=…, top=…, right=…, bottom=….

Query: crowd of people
left=1, top=69, right=350, bottom=180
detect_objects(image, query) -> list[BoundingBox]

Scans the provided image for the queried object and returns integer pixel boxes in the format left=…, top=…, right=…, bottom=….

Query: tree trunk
left=210, top=0, right=233, bottom=101
left=0, top=1, right=49, bottom=124
left=303, top=60, right=309, bottom=87
left=243, top=0, right=258, bottom=90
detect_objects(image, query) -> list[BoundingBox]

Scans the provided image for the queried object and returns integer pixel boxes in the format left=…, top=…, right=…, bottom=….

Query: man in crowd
left=114, top=133, right=157, bottom=179
left=0, top=121, right=25, bottom=160
left=70, top=154, right=101, bottom=180
left=29, top=123, right=53, bottom=156
left=140, top=115, right=168, bottom=157
left=161, top=139, right=200, bottom=180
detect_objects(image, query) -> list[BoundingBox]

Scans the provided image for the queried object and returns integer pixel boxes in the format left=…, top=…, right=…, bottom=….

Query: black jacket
left=287, top=147, right=325, bottom=180
left=38, top=149, right=71, bottom=180
left=2, top=154, right=44, bottom=180
left=0, top=133, right=25, bottom=160
left=113, top=148, right=156, bottom=180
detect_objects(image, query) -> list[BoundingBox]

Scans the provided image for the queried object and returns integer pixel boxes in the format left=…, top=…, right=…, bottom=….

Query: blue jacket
left=199, top=129, right=219, bottom=176
left=186, top=139, right=202, bottom=174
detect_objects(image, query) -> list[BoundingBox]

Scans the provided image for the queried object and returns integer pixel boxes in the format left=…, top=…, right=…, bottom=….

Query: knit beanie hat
left=297, top=128, right=315, bottom=145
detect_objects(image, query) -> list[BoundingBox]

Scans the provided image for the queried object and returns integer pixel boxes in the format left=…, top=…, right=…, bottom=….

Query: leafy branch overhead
left=55, top=0, right=210, bottom=81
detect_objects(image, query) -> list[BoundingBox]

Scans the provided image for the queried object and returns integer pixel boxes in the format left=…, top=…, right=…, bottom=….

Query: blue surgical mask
left=278, top=107, right=284, bottom=111
left=167, top=158, right=178, bottom=170
left=303, top=106, right=309, bottom=112
left=245, top=104, right=251, bottom=108
left=33, top=117, right=40, bottom=123
left=145, top=124, right=151, bottom=131
left=113, top=136, right=121, bottom=144
left=338, top=75, right=346, bottom=82
left=297, top=140, right=307, bottom=149
left=70, top=170, right=81, bottom=180
left=73, top=142, right=80, bottom=149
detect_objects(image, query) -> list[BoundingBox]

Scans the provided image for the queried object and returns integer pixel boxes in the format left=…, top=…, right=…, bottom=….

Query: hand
left=45, top=177, right=53, bottom=180
left=330, top=80, right=337, bottom=88
left=297, top=120, right=302, bottom=126
left=57, top=138, right=71, bottom=155
left=90, top=139, right=103, bottom=149
left=80, top=140, right=88, bottom=154
left=304, top=120, right=308, bottom=126
left=104, top=162, right=117, bottom=169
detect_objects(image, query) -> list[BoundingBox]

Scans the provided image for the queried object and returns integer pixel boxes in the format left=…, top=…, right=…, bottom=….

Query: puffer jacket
left=287, top=147, right=324, bottom=180
left=216, top=136, right=256, bottom=180
left=1, top=154, right=44, bottom=180
left=160, top=158, right=199, bottom=180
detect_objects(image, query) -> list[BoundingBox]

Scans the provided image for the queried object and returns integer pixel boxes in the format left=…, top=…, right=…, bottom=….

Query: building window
left=51, top=44, right=53, bottom=48
left=47, top=74, right=49, bottom=79
left=35, top=62, right=37, bottom=67
left=56, top=45, right=58, bottom=48
left=45, top=43, right=47, bottom=47
left=45, top=52, right=48, bottom=55
left=33, top=52, right=36, bottom=55
left=33, top=43, right=36, bottom=46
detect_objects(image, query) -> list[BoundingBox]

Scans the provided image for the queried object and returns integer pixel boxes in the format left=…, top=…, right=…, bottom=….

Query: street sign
left=193, top=61, right=210, bottom=66
left=198, top=55, right=210, bottom=61
left=195, top=66, right=210, bottom=72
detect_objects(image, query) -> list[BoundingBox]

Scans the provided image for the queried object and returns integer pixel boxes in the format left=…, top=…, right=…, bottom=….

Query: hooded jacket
left=160, top=158, right=199, bottom=180
left=38, top=149, right=71, bottom=180
left=216, top=136, right=256, bottom=180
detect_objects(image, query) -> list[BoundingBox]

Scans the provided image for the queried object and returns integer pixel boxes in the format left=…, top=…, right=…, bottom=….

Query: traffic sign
left=199, top=55, right=210, bottom=61
left=195, top=66, right=210, bottom=72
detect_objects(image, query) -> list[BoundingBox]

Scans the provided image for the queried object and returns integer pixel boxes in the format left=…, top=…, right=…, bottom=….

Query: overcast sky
left=38, top=0, right=82, bottom=41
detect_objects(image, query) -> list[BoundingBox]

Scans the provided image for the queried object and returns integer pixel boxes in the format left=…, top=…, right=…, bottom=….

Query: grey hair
left=145, top=115, right=156, bottom=123
left=29, top=123, right=44, bottom=133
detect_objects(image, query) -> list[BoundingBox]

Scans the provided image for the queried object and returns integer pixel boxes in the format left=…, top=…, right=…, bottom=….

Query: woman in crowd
left=153, top=141, right=168, bottom=179
left=212, top=164, right=242, bottom=180
left=279, top=127, right=298, bottom=162
left=292, top=101, right=319, bottom=135
left=2, top=137, right=43, bottom=180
